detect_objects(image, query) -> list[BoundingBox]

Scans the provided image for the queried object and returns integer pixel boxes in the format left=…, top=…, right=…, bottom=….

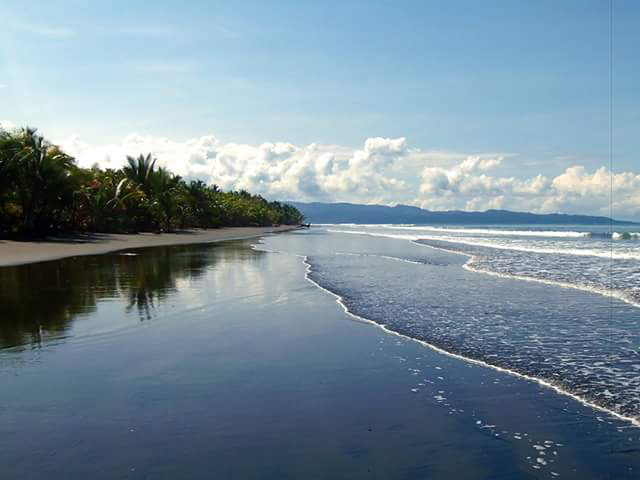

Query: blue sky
left=1, top=1, right=639, bottom=218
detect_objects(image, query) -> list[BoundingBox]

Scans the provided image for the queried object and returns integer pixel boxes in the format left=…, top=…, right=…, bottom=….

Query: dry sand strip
left=0, top=226, right=298, bottom=267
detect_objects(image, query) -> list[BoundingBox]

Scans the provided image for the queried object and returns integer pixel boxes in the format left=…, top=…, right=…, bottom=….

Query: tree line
left=0, top=127, right=304, bottom=236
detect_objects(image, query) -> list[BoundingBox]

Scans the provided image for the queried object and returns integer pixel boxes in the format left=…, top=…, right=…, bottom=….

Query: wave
left=383, top=225, right=594, bottom=238
left=415, top=240, right=640, bottom=310
left=327, top=227, right=640, bottom=308
left=326, top=228, right=640, bottom=261
left=613, top=232, right=640, bottom=240
left=256, top=230, right=640, bottom=426
left=315, top=223, right=393, bottom=228
left=297, top=254, right=640, bottom=428
left=431, top=238, right=640, bottom=261
left=325, top=224, right=640, bottom=241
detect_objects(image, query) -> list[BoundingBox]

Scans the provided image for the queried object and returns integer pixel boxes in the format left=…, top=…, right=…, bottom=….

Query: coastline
left=0, top=225, right=298, bottom=267
left=295, top=247, right=640, bottom=428
left=258, top=230, right=640, bottom=427
left=4, top=230, right=640, bottom=478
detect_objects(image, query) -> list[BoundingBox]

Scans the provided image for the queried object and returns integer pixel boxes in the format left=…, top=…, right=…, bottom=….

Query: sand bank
left=0, top=225, right=297, bottom=267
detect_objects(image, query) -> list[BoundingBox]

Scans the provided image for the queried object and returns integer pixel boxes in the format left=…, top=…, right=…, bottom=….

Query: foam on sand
left=293, top=251, right=640, bottom=428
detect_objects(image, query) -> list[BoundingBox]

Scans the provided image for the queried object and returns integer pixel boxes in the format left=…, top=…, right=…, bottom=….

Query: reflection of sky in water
left=263, top=228, right=640, bottom=422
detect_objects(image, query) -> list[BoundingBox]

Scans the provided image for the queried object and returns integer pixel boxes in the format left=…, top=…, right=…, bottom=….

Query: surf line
left=328, top=228, right=640, bottom=261
left=250, top=239, right=640, bottom=427
left=414, top=240, right=640, bottom=310
left=294, top=252, right=640, bottom=428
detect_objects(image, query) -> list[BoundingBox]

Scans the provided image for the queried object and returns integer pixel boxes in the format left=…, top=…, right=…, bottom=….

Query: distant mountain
left=287, top=202, right=636, bottom=225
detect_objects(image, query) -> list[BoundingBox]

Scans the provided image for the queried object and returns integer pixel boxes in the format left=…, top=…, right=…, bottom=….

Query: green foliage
left=0, top=126, right=304, bottom=236
left=123, top=153, right=156, bottom=195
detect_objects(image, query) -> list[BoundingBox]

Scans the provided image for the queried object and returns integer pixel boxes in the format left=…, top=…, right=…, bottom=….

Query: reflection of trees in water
left=0, top=242, right=264, bottom=348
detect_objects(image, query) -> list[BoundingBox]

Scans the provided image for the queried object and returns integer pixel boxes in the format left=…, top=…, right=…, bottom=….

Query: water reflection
left=0, top=242, right=264, bottom=349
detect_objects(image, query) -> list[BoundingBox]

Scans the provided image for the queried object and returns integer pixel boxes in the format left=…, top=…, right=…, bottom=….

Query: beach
left=0, top=226, right=298, bottom=267
left=3, top=2, right=636, bottom=477
left=1, top=229, right=639, bottom=478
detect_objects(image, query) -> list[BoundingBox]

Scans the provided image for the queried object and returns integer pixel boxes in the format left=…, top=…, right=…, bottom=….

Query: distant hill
left=288, top=202, right=636, bottom=225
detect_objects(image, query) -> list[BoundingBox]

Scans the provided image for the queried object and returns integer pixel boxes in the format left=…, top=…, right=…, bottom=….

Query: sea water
left=262, top=224, right=640, bottom=423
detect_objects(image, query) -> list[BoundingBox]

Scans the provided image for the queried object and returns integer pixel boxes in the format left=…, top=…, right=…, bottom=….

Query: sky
left=1, top=0, right=639, bottom=219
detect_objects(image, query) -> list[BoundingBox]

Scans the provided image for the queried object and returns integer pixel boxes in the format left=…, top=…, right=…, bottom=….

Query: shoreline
left=0, top=226, right=298, bottom=267
left=296, top=250, right=640, bottom=428
left=4, top=227, right=640, bottom=477
left=255, top=231, right=640, bottom=428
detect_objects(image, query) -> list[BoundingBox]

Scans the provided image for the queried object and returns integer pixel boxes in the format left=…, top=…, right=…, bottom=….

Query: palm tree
left=1, top=128, right=305, bottom=235
left=123, top=153, right=156, bottom=194
left=10, top=127, right=76, bottom=233
left=150, top=167, right=184, bottom=232
left=0, top=128, right=19, bottom=223
left=74, top=170, right=142, bottom=231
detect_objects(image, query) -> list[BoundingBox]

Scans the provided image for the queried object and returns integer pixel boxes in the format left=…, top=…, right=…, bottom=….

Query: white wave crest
left=383, top=225, right=593, bottom=238
left=326, top=228, right=640, bottom=261
left=613, top=232, right=640, bottom=240
left=297, top=253, right=640, bottom=427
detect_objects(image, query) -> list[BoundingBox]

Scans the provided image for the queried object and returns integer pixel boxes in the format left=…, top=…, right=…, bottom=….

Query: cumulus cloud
left=417, top=158, right=639, bottom=219
left=0, top=120, right=17, bottom=130
left=60, top=134, right=411, bottom=205
left=53, top=132, right=640, bottom=220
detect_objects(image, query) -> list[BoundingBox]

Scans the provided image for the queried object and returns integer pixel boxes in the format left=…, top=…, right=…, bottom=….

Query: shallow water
left=295, top=225, right=640, bottom=421
left=326, top=224, right=640, bottom=303
left=1, top=234, right=640, bottom=478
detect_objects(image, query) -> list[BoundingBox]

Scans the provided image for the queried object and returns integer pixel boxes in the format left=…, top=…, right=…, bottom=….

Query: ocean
left=261, top=224, right=640, bottom=424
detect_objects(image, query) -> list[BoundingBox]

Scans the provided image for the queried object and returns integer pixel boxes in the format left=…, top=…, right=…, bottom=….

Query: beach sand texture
left=0, top=226, right=297, bottom=267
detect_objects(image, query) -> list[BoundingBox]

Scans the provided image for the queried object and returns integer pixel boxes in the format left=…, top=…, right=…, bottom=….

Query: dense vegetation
left=0, top=127, right=303, bottom=236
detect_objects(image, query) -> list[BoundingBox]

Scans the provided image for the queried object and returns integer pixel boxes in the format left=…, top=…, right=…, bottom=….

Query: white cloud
left=52, top=132, right=640, bottom=220
left=417, top=158, right=640, bottom=219
left=59, top=134, right=412, bottom=205
left=0, top=120, right=16, bottom=130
